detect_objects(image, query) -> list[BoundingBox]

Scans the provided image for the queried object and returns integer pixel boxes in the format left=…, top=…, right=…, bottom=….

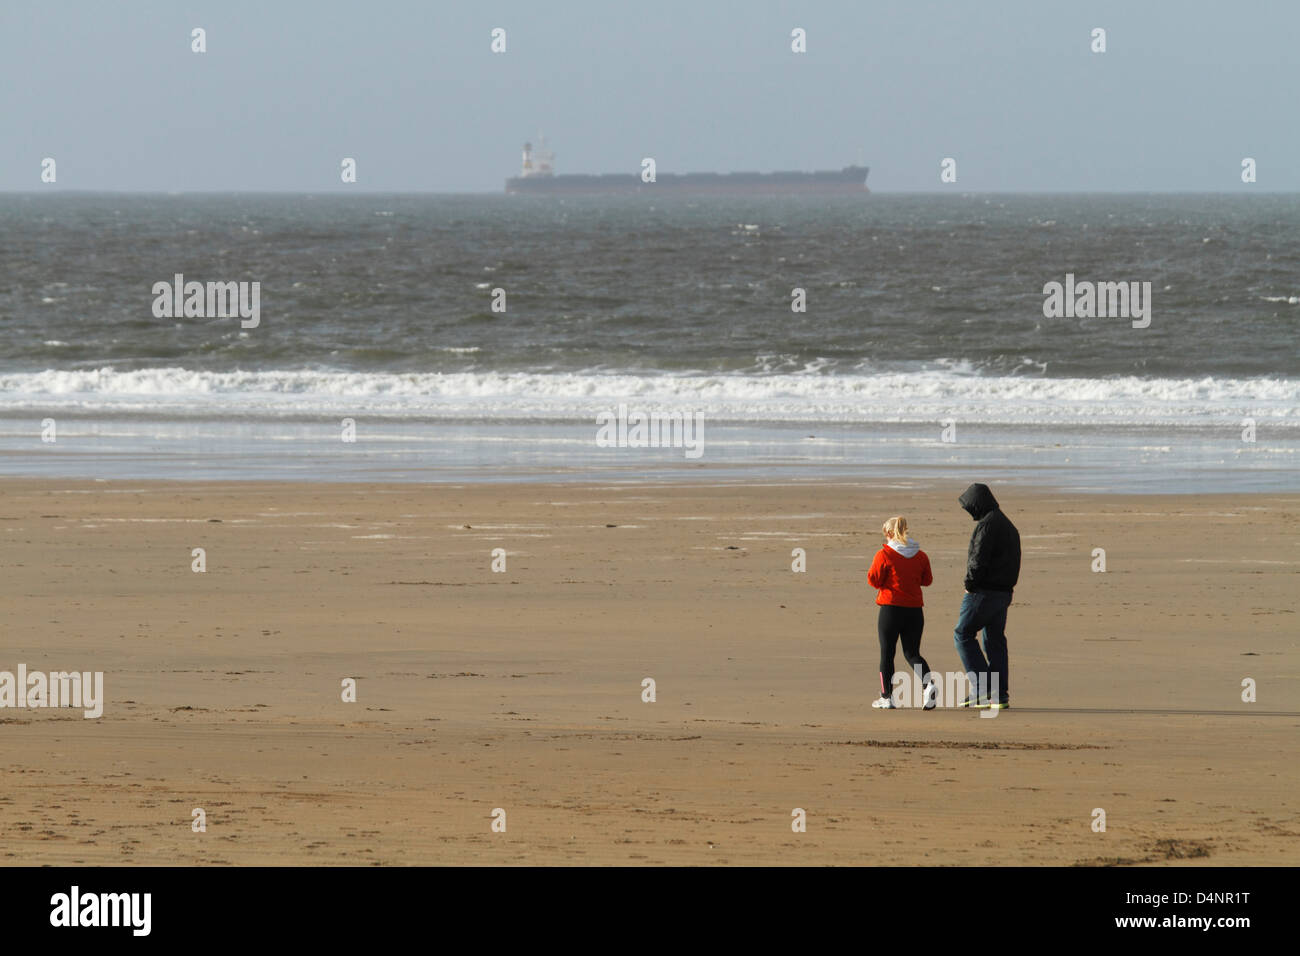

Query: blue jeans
left=953, top=590, right=1012, bottom=702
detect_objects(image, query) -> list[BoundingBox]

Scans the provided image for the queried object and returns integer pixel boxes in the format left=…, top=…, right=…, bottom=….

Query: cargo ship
left=505, top=138, right=868, bottom=195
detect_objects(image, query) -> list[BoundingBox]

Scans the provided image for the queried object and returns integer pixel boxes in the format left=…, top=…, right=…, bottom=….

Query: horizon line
left=2, top=188, right=1294, bottom=197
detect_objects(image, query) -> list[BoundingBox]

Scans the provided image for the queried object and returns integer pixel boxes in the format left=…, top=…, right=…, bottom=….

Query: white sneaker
left=923, top=682, right=938, bottom=710
left=871, top=697, right=895, bottom=709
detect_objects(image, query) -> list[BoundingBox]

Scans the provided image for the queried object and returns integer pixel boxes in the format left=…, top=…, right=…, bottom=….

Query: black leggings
left=877, top=605, right=930, bottom=698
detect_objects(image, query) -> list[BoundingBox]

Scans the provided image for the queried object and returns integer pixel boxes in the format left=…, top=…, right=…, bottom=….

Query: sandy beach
left=1, top=477, right=1297, bottom=866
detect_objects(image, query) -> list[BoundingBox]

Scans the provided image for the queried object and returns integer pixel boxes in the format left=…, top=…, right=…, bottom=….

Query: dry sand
left=1, top=477, right=1297, bottom=865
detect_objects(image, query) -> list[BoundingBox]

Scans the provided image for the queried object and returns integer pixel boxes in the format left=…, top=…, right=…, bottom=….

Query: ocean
left=2, top=192, right=1296, bottom=490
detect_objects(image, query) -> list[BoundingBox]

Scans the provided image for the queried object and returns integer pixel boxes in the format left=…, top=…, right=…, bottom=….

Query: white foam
left=0, top=366, right=1296, bottom=428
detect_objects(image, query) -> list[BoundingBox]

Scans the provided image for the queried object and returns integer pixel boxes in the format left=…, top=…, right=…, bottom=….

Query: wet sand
left=1, top=477, right=1297, bottom=865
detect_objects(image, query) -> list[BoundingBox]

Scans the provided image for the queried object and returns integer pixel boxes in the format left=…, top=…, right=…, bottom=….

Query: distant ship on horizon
left=505, top=137, right=869, bottom=195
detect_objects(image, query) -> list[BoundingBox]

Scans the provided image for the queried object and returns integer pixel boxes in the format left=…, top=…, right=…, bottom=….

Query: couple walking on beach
left=866, top=483, right=1021, bottom=711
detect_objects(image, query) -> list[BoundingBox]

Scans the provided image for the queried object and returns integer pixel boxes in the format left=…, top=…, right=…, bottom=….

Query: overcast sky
left=2, top=0, right=1295, bottom=192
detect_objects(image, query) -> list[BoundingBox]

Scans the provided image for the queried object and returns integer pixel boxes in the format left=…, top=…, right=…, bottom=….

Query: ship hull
left=505, top=166, right=869, bottom=195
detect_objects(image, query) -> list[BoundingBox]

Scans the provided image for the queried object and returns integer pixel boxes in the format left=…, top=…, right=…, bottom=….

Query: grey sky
left=3, top=0, right=1295, bottom=192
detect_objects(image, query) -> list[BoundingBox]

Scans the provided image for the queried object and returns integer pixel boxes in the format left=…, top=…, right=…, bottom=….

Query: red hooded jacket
left=867, top=539, right=933, bottom=607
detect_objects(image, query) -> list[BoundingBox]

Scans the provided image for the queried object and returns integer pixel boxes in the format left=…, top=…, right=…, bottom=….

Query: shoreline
left=3, top=468, right=1299, bottom=496
left=3, top=417, right=1296, bottom=492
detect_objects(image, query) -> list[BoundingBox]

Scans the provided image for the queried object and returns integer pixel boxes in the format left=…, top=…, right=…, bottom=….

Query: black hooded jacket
left=959, top=483, right=1021, bottom=593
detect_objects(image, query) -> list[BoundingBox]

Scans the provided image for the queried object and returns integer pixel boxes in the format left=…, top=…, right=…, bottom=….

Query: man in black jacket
left=953, top=483, right=1020, bottom=709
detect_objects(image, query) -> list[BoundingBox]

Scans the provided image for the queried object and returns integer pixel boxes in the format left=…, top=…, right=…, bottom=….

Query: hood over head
left=886, top=537, right=921, bottom=559
left=959, top=483, right=999, bottom=521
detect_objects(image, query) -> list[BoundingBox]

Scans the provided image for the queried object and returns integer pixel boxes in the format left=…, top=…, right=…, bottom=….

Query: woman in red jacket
left=867, top=516, right=936, bottom=709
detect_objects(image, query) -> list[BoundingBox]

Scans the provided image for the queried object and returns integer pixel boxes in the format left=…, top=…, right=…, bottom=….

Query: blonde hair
left=882, top=516, right=910, bottom=544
